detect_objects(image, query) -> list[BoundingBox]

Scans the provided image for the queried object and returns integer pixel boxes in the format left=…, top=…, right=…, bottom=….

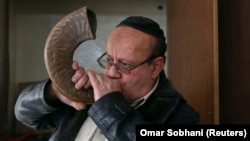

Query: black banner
left=136, top=124, right=250, bottom=140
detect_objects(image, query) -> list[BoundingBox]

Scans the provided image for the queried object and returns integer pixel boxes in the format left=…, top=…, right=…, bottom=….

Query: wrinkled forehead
left=106, top=26, right=155, bottom=60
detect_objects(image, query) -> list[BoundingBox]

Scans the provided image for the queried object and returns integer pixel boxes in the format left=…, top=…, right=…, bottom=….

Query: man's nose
left=107, top=65, right=121, bottom=78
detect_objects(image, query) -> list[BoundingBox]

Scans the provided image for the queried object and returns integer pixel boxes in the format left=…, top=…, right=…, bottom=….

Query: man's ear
left=151, top=56, right=165, bottom=78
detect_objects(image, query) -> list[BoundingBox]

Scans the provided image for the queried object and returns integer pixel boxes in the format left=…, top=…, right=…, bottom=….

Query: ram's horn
left=44, top=6, right=96, bottom=104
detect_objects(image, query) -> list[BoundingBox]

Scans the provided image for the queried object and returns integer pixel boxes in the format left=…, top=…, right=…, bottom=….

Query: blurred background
left=1, top=0, right=250, bottom=140
left=1, top=0, right=167, bottom=140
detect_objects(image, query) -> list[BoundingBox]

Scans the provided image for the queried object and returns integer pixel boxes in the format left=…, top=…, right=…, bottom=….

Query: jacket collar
left=137, top=71, right=183, bottom=123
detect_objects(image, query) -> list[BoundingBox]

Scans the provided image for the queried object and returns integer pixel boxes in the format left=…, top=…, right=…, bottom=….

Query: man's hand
left=50, top=60, right=121, bottom=108
left=72, top=61, right=121, bottom=101
left=87, top=70, right=121, bottom=101
left=72, top=61, right=91, bottom=89
left=48, top=61, right=89, bottom=110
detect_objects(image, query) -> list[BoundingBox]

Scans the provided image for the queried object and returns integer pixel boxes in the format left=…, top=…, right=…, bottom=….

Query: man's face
left=105, top=26, right=157, bottom=102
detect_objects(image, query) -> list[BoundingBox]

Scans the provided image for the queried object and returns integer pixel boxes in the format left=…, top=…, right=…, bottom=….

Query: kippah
left=116, top=16, right=166, bottom=41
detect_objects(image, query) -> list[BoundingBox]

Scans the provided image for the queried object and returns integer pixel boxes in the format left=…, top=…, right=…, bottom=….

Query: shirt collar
left=130, top=77, right=159, bottom=109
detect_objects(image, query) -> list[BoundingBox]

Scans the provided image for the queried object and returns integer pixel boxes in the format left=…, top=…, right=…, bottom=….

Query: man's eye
left=120, top=61, right=131, bottom=68
left=106, top=57, right=113, bottom=63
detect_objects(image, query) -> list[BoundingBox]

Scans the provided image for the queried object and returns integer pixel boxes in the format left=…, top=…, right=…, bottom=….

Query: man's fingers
left=72, top=61, right=79, bottom=70
left=72, top=66, right=85, bottom=83
left=86, top=70, right=98, bottom=86
left=75, top=73, right=89, bottom=89
left=72, top=102, right=86, bottom=111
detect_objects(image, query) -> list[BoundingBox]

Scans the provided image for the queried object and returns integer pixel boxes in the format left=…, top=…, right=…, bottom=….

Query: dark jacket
left=15, top=71, right=200, bottom=141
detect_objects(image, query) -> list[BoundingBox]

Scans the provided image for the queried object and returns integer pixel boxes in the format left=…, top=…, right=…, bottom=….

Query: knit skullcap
left=116, top=16, right=166, bottom=41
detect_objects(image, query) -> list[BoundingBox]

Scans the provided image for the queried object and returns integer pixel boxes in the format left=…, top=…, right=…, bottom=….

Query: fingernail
left=75, top=84, right=79, bottom=89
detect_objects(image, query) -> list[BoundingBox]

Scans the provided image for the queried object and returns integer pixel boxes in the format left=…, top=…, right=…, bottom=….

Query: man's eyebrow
left=106, top=53, right=129, bottom=62
left=106, top=53, right=141, bottom=65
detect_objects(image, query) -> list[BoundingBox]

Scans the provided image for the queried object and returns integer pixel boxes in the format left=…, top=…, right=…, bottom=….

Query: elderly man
left=15, top=16, right=200, bottom=141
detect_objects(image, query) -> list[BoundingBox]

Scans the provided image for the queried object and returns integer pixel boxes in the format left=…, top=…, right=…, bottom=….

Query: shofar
left=44, top=6, right=96, bottom=104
